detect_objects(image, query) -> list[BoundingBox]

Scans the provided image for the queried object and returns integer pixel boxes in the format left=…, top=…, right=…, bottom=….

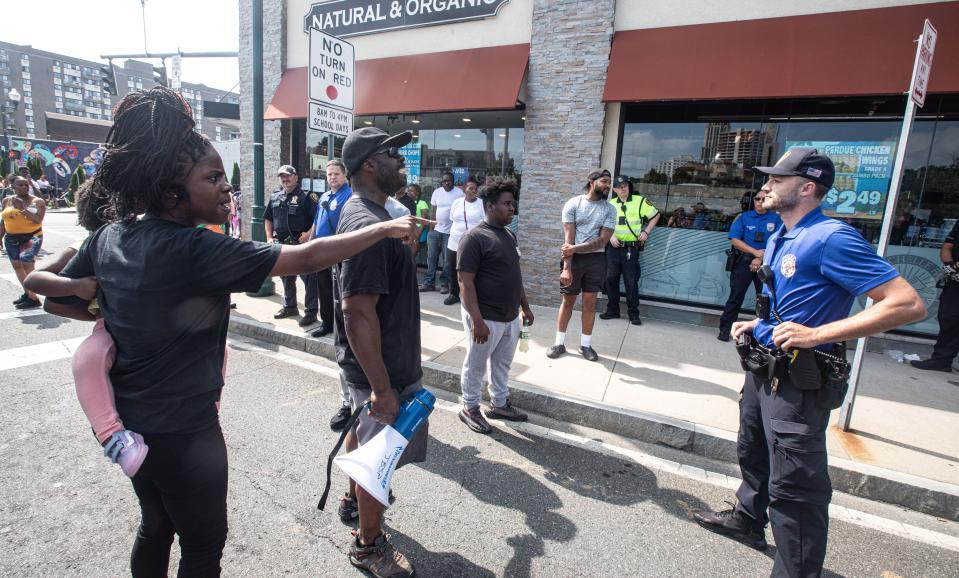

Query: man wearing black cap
left=264, top=165, right=320, bottom=325
left=600, top=174, right=660, bottom=325
left=548, top=169, right=616, bottom=362
left=694, top=148, right=925, bottom=578
left=332, top=127, right=428, bottom=578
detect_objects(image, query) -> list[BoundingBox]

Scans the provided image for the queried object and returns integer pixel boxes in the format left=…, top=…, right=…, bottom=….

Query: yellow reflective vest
left=609, top=195, right=658, bottom=242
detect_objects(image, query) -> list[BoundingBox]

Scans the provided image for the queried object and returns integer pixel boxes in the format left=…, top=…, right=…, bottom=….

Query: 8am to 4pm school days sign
left=304, top=0, right=511, bottom=37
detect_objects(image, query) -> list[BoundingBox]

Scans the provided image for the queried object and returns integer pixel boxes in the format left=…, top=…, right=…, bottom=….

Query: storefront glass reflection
left=619, top=99, right=959, bottom=336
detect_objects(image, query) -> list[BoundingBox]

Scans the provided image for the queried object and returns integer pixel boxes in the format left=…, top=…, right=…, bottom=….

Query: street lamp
left=2, top=88, right=22, bottom=145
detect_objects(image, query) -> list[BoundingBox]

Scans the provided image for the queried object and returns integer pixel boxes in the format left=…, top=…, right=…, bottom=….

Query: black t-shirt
left=333, top=196, right=422, bottom=391
left=61, top=218, right=281, bottom=434
left=947, top=221, right=959, bottom=261
left=457, top=220, right=523, bottom=323
left=396, top=194, right=417, bottom=216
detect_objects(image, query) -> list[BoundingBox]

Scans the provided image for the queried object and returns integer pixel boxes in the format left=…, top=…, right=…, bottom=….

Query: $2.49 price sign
left=786, top=140, right=897, bottom=220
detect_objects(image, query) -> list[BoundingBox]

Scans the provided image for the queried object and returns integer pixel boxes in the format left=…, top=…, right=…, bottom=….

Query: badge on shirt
left=767, top=222, right=776, bottom=232
left=330, top=199, right=338, bottom=211
left=310, top=192, right=319, bottom=203
left=781, top=253, right=797, bottom=278
left=290, top=196, right=299, bottom=205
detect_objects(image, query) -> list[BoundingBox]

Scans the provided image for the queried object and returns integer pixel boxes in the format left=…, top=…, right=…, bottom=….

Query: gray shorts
left=349, top=380, right=429, bottom=469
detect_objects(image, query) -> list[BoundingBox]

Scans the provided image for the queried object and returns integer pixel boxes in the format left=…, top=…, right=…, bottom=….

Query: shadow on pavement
left=493, top=427, right=712, bottom=518
left=850, top=428, right=958, bottom=463
left=613, top=360, right=740, bottom=402
left=387, top=529, right=497, bottom=578
left=19, top=312, right=72, bottom=329
left=419, top=437, right=576, bottom=577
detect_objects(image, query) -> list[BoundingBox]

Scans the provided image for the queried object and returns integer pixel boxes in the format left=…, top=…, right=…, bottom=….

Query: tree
left=231, top=162, right=241, bottom=189
left=68, top=165, right=87, bottom=194
left=642, top=169, right=667, bottom=184
left=27, top=157, right=43, bottom=180
left=672, top=168, right=693, bottom=184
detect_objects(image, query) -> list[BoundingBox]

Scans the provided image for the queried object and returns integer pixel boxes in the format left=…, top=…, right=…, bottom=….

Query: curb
left=228, top=315, right=959, bottom=522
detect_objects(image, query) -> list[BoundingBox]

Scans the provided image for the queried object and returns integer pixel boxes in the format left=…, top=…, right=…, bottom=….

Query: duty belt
left=616, top=241, right=642, bottom=248
left=735, top=333, right=850, bottom=396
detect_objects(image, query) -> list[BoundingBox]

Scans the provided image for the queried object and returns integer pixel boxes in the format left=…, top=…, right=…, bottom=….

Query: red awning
left=265, top=43, right=529, bottom=120
left=264, top=67, right=309, bottom=120
left=604, top=2, right=959, bottom=102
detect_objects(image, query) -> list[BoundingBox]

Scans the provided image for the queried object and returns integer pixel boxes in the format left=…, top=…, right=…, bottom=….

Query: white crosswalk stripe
left=0, top=309, right=47, bottom=321
left=0, top=337, right=86, bottom=372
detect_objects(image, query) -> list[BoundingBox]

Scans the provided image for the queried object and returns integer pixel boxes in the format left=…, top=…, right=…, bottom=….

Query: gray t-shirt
left=561, top=194, right=617, bottom=253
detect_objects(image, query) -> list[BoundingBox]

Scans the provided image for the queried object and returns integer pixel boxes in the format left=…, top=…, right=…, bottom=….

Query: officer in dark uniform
left=694, top=148, right=925, bottom=578
left=718, top=192, right=782, bottom=341
left=911, top=219, right=959, bottom=372
left=264, top=165, right=320, bottom=326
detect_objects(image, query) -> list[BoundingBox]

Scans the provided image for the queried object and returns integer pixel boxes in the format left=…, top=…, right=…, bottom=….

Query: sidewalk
left=229, top=276, right=959, bottom=521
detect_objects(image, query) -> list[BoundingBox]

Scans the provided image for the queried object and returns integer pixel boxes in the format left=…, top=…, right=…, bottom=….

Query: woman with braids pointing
left=24, top=87, right=423, bottom=576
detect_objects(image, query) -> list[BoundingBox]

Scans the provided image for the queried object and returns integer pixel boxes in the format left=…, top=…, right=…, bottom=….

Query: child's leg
left=72, top=318, right=123, bottom=444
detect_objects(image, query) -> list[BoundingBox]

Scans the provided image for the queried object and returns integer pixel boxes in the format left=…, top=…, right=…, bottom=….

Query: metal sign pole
left=837, top=31, right=925, bottom=431
left=247, top=0, right=274, bottom=297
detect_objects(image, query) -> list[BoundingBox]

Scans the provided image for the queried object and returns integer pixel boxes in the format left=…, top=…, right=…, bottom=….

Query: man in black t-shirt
left=332, top=127, right=425, bottom=578
left=456, top=177, right=535, bottom=434
left=912, top=219, right=959, bottom=372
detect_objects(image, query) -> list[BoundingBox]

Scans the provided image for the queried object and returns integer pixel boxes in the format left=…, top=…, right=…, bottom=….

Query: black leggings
left=445, top=248, right=459, bottom=298
left=130, top=422, right=228, bottom=578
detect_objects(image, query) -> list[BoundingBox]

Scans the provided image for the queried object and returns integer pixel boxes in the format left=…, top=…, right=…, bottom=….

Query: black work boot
left=910, top=357, right=953, bottom=372
left=694, top=506, right=767, bottom=551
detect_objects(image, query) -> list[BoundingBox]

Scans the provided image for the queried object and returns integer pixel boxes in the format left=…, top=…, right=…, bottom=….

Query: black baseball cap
left=613, top=174, right=631, bottom=187
left=755, top=147, right=835, bottom=188
left=342, top=127, right=412, bottom=177
left=588, top=169, right=611, bottom=181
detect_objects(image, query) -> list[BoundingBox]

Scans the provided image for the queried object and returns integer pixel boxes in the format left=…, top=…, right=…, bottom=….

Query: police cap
left=755, top=147, right=835, bottom=189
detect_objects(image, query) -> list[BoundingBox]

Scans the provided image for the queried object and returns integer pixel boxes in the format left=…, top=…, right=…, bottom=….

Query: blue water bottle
left=391, top=388, right=436, bottom=440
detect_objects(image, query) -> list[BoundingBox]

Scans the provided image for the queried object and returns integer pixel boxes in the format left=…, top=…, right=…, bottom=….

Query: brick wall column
left=239, top=0, right=287, bottom=241
left=519, top=0, right=616, bottom=306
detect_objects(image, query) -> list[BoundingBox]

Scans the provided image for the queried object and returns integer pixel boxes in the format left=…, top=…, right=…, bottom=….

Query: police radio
left=755, top=264, right=777, bottom=322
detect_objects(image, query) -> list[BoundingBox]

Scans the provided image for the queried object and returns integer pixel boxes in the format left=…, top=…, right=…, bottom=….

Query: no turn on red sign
left=309, top=27, right=355, bottom=116
left=910, top=19, right=937, bottom=107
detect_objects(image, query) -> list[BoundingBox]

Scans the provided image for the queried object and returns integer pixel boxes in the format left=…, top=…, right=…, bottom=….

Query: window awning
left=603, top=2, right=959, bottom=102
left=265, top=43, right=529, bottom=120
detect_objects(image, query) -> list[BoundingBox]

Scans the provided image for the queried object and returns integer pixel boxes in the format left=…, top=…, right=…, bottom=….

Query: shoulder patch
left=310, top=192, right=319, bottom=203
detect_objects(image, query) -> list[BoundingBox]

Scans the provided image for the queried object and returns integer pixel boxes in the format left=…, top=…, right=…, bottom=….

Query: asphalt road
left=1, top=213, right=958, bottom=577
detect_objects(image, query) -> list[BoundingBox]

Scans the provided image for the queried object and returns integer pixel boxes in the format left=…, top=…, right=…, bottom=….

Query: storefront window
left=417, top=126, right=523, bottom=191
left=302, top=124, right=344, bottom=193
left=619, top=97, right=959, bottom=336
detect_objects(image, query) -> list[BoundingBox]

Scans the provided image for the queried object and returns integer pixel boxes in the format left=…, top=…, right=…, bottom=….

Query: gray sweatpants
left=460, top=308, right=520, bottom=409
left=338, top=371, right=351, bottom=407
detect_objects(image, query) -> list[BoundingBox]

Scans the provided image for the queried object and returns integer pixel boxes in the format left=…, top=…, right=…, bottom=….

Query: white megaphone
left=333, top=388, right=435, bottom=508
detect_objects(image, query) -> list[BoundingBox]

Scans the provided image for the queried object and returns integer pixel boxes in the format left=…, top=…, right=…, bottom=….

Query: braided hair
left=91, top=87, right=211, bottom=223
left=74, top=181, right=110, bottom=233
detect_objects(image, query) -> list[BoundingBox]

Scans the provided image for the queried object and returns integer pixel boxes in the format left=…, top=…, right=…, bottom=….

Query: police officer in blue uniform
left=264, top=165, right=320, bottom=326
left=718, top=192, right=782, bottom=341
left=911, top=219, right=959, bottom=372
left=694, top=148, right=926, bottom=578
